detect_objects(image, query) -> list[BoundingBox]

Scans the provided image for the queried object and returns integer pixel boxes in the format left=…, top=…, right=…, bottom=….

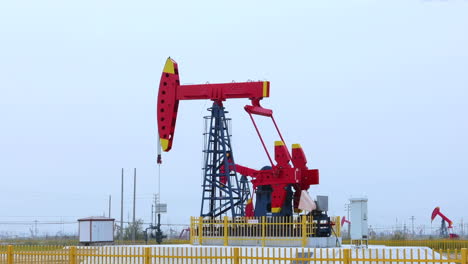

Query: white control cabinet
left=350, top=198, right=368, bottom=240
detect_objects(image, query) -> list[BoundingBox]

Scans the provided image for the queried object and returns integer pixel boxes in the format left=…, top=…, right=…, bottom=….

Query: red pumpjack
left=157, top=57, right=320, bottom=217
left=341, top=216, right=351, bottom=228
left=431, top=207, right=459, bottom=239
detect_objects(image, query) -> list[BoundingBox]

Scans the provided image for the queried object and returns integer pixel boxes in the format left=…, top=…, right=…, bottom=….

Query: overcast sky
left=1, top=1, right=467, bottom=236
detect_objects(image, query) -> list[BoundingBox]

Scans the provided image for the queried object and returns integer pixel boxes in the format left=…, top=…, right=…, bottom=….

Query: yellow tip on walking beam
left=160, top=138, right=169, bottom=151
left=274, top=141, right=284, bottom=146
left=163, top=57, right=175, bottom=74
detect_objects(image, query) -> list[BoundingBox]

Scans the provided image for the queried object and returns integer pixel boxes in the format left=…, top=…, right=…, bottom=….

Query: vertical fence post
left=233, top=247, right=240, bottom=264
left=189, top=216, right=193, bottom=245
left=7, top=245, right=13, bottom=264
left=301, top=215, right=307, bottom=247
left=343, top=248, right=351, bottom=264
left=223, top=216, right=229, bottom=246
left=261, top=216, right=266, bottom=247
left=336, top=216, right=341, bottom=237
left=462, top=248, right=467, bottom=264
left=69, top=246, right=77, bottom=264
left=145, top=247, right=152, bottom=264
left=198, top=217, right=203, bottom=245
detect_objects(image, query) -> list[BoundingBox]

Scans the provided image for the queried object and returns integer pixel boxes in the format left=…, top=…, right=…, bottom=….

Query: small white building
left=78, top=216, right=115, bottom=245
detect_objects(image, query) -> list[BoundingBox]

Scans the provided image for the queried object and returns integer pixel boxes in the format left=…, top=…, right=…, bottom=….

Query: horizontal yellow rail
left=0, top=245, right=467, bottom=264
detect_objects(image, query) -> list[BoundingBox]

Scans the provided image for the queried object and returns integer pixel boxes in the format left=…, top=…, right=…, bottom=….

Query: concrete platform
left=196, top=236, right=342, bottom=247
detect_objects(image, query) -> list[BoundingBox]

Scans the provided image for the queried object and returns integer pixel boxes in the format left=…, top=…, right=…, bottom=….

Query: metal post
left=343, top=248, right=351, bottom=264
left=69, top=246, right=77, bottom=264
left=151, top=204, right=154, bottom=226
left=189, top=216, right=194, bottom=245
left=198, top=217, right=203, bottom=245
left=108, top=195, right=111, bottom=218
left=223, top=216, right=228, bottom=246
left=261, top=216, right=265, bottom=247
left=233, top=247, right=240, bottom=264
left=301, top=215, right=307, bottom=247
left=461, top=248, right=467, bottom=264
left=154, top=194, right=157, bottom=226
left=7, top=245, right=13, bottom=264
left=336, top=216, right=341, bottom=237
left=144, top=247, right=152, bottom=264
left=345, top=202, right=351, bottom=239
left=132, top=168, right=136, bottom=242
left=120, top=168, right=124, bottom=241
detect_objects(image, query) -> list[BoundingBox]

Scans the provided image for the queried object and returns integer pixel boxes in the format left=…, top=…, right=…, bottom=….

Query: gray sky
left=1, top=1, right=467, bottom=235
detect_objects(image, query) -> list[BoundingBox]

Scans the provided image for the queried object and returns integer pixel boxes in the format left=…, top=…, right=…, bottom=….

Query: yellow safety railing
left=0, top=245, right=467, bottom=264
left=190, top=215, right=341, bottom=247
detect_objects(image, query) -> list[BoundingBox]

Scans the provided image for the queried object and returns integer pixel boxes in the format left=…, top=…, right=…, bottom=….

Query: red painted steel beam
left=177, top=82, right=268, bottom=101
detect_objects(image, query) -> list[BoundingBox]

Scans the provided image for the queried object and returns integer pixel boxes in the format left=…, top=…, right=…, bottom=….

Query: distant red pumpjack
left=431, top=207, right=459, bottom=239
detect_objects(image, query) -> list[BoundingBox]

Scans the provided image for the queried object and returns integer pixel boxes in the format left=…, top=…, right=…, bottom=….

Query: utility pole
left=34, top=220, right=38, bottom=237
left=344, top=203, right=351, bottom=239
left=460, top=218, right=464, bottom=236
left=132, top=168, right=136, bottom=242
left=120, top=168, right=124, bottom=241
left=410, top=216, right=415, bottom=237
left=108, top=195, right=112, bottom=218
left=154, top=194, right=158, bottom=225
left=151, top=204, right=154, bottom=226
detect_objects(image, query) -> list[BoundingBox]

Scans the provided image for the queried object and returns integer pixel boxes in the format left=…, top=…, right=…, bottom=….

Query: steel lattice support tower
left=201, top=102, right=245, bottom=218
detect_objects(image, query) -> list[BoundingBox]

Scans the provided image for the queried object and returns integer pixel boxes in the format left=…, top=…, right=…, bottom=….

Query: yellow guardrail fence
left=0, top=245, right=467, bottom=264
left=190, top=215, right=341, bottom=247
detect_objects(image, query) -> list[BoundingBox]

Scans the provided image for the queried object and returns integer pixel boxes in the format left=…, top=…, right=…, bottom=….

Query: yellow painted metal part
left=3, top=243, right=468, bottom=262
left=343, top=248, right=352, bottom=264
left=271, top=207, right=281, bottom=213
left=262, top=81, right=269, bottom=97
left=7, top=245, right=13, bottom=264
left=223, top=216, right=229, bottom=246
left=198, top=217, right=203, bottom=245
left=233, top=247, right=240, bottom=264
left=189, top=215, right=346, bottom=247
left=0, top=245, right=468, bottom=264
left=292, top=143, right=302, bottom=149
left=301, top=215, right=307, bottom=247
left=274, top=141, right=284, bottom=146
left=69, top=246, right=77, bottom=264
left=335, top=216, right=341, bottom=237
left=189, top=216, right=194, bottom=245
left=261, top=216, right=266, bottom=247
left=160, top=138, right=169, bottom=151
left=163, top=57, right=175, bottom=74
left=144, top=247, right=152, bottom=264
